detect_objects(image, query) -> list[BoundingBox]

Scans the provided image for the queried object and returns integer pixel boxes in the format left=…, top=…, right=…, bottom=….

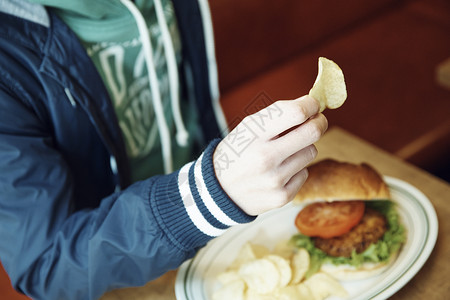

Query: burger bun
left=320, top=250, right=399, bottom=281
left=294, top=159, right=390, bottom=204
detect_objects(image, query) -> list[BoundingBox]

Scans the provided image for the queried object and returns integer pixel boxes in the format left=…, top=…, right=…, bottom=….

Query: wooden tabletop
left=100, top=127, right=450, bottom=300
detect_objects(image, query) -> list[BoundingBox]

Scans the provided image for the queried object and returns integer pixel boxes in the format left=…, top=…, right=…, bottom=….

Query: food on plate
left=313, top=208, right=387, bottom=257
left=295, top=200, right=366, bottom=239
left=291, top=159, right=406, bottom=280
left=309, top=57, right=347, bottom=112
left=212, top=280, right=246, bottom=300
left=212, top=242, right=348, bottom=300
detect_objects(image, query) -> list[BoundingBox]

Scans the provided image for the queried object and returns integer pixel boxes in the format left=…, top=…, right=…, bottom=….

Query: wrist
left=151, top=139, right=255, bottom=250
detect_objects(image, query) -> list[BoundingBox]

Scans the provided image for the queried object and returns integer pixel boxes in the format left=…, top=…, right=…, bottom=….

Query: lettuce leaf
left=290, top=200, right=405, bottom=278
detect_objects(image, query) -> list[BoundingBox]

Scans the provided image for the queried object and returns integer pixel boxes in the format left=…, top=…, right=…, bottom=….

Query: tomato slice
left=295, top=201, right=365, bottom=238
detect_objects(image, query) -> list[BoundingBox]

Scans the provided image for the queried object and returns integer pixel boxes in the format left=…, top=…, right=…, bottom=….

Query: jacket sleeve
left=0, top=87, right=255, bottom=299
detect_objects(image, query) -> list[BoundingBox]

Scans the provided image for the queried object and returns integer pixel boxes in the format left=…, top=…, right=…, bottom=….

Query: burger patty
left=313, top=208, right=387, bottom=257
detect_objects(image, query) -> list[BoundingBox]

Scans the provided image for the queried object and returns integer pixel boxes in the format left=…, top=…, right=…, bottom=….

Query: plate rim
left=175, top=176, right=439, bottom=300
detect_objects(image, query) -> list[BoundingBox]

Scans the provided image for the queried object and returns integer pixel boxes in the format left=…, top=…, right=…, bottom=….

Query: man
left=0, top=0, right=327, bottom=298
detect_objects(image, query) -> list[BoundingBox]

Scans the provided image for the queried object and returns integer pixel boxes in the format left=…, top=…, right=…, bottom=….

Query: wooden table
left=101, top=127, right=450, bottom=300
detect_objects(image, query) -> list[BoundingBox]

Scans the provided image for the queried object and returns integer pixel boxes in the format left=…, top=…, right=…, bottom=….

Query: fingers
left=284, top=167, right=309, bottom=203
left=278, top=144, right=317, bottom=185
left=243, top=95, right=320, bottom=141
left=215, top=94, right=327, bottom=216
left=270, top=112, right=327, bottom=162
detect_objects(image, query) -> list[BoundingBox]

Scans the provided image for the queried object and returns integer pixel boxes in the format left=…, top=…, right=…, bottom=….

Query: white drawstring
left=64, top=88, right=77, bottom=108
left=154, top=0, right=189, bottom=147
left=197, top=0, right=229, bottom=136
left=120, top=0, right=173, bottom=174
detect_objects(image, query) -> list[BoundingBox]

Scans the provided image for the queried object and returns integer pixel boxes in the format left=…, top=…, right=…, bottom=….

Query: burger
left=291, top=159, right=406, bottom=280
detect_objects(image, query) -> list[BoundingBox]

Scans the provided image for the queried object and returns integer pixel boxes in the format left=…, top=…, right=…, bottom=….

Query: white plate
left=175, top=177, right=438, bottom=300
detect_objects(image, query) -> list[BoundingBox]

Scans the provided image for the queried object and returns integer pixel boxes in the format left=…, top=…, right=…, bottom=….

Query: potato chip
left=272, top=239, right=295, bottom=259
left=238, top=258, right=280, bottom=294
left=295, top=283, right=316, bottom=300
left=309, top=57, right=347, bottom=112
left=265, top=255, right=292, bottom=288
left=250, top=243, right=271, bottom=259
left=229, top=242, right=271, bottom=271
left=303, top=272, right=348, bottom=299
left=212, top=279, right=246, bottom=300
left=290, top=248, right=310, bottom=285
left=274, top=285, right=303, bottom=300
left=246, top=289, right=278, bottom=300
left=216, top=270, right=241, bottom=285
left=228, top=243, right=258, bottom=270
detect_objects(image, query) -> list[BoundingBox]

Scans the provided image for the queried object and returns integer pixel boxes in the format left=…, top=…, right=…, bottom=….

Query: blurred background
left=1, top=0, right=450, bottom=299
left=210, top=0, right=450, bottom=182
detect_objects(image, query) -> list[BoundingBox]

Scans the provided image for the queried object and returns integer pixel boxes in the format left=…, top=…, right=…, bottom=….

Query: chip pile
left=212, top=241, right=348, bottom=300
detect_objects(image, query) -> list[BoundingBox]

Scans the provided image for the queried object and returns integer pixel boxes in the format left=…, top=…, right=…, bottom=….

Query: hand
left=213, top=95, right=328, bottom=216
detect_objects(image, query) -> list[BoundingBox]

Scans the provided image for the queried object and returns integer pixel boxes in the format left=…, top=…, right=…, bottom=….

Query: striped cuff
left=151, top=139, right=255, bottom=250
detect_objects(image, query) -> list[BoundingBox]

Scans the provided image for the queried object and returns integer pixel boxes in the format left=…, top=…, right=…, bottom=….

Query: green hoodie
left=29, top=0, right=198, bottom=181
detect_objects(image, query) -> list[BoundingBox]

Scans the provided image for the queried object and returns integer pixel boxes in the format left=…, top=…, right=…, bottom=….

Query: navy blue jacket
left=0, top=0, right=253, bottom=299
